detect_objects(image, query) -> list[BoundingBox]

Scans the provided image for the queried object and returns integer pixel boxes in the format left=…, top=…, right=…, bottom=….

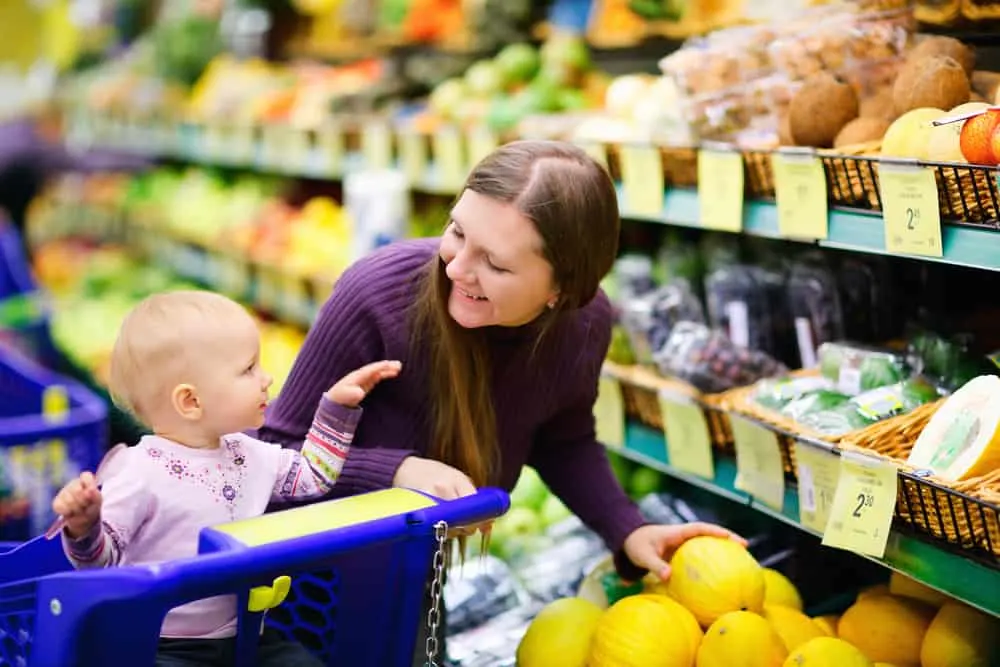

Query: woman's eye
left=487, top=259, right=508, bottom=273
left=449, top=223, right=464, bottom=239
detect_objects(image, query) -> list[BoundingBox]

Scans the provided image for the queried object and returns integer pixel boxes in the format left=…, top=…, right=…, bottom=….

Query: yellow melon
left=783, top=637, right=874, bottom=667
left=763, top=569, right=804, bottom=611
left=516, top=597, right=602, bottom=667
left=837, top=594, right=935, bottom=665
left=873, top=663, right=899, bottom=667
left=888, top=572, right=950, bottom=608
left=764, top=605, right=827, bottom=653
left=920, top=600, right=1000, bottom=667
left=906, top=375, right=1000, bottom=481
left=812, top=615, right=839, bottom=637
left=881, top=107, right=946, bottom=159
left=857, top=583, right=890, bottom=601
left=697, top=611, right=788, bottom=667
left=667, top=536, right=766, bottom=628
left=589, top=594, right=702, bottom=667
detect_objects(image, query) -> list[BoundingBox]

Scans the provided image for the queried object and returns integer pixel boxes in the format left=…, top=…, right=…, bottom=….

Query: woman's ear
left=546, top=289, right=561, bottom=310
left=171, top=384, right=202, bottom=420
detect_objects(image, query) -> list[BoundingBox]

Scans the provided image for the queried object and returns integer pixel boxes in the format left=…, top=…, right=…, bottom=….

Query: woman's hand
left=623, top=522, right=748, bottom=582
left=393, top=457, right=490, bottom=537
left=393, top=456, right=478, bottom=500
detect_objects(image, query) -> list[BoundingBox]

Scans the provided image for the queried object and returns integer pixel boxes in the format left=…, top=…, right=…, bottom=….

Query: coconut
left=907, top=36, right=975, bottom=77
left=860, top=89, right=896, bottom=121
left=893, top=56, right=971, bottom=115
left=789, top=72, right=859, bottom=148
left=835, top=117, right=891, bottom=148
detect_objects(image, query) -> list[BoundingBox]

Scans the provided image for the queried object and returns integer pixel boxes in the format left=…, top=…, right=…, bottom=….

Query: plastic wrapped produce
left=837, top=254, right=897, bottom=342
left=654, top=321, right=787, bottom=394
left=619, top=280, right=706, bottom=366
left=787, top=254, right=845, bottom=369
left=753, top=374, right=836, bottom=411
left=445, top=555, right=532, bottom=635
left=705, top=263, right=794, bottom=362
left=818, top=341, right=908, bottom=396
left=446, top=603, right=539, bottom=667
left=514, top=520, right=609, bottom=604
left=797, top=376, right=940, bottom=436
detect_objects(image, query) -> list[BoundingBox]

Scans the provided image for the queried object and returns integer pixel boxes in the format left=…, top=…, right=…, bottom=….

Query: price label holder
left=362, top=122, right=394, bottom=171
left=280, top=274, right=312, bottom=326
left=772, top=148, right=828, bottom=240
left=795, top=442, right=842, bottom=533
left=878, top=160, right=943, bottom=258
left=575, top=140, right=609, bottom=172
left=259, top=124, right=289, bottom=169
left=283, top=127, right=313, bottom=175
left=822, top=450, right=898, bottom=558
left=398, top=129, right=428, bottom=185
left=658, top=392, right=714, bottom=480
left=214, top=254, right=252, bottom=299
left=731, top=415, right=784, bottom=511
left=595, top=372, right=626, bottom=450
left=256, top=267, right=281, bottom=314
left=698, top=144, right=744, bottom=232
left=434, top=127, right=466, bottom=192
left=467, top=126, right=499, bottom=168
left=620, top=144, right=664, bottom=218
left=315, top=121, right=346, bottom=177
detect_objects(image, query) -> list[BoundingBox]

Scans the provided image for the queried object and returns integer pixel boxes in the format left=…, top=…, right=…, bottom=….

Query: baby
left=51, top=290, right=401, bottom=667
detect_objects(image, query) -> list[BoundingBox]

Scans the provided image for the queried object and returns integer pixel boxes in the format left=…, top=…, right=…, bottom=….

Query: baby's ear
left=171, top=384, right=202, bottom=420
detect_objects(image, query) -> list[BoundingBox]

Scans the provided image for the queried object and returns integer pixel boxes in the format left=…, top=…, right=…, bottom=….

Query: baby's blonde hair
left=108, top=290, right=255, bottom=425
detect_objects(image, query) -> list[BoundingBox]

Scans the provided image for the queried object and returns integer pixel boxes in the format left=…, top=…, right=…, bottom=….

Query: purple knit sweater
left=258, top=238, right=647, bottom=572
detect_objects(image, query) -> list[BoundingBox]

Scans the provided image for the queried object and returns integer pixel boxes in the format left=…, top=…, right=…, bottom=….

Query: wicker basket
left=742, top=149, right=775, bottom=200
left=931, top=162, right=1000, bottom=227
left=818, top=142, right=883, bottom=211
left=602, top=363, right=733, bottom=452
left=839, top=400, right=1000, bottom=558
left=606, top=143, right=699, bottom=189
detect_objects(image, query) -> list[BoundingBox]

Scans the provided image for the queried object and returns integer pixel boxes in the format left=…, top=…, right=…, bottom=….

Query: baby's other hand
left=326, top=360, right=402, bottom=407
left=51, top=472, right=102, bottom=539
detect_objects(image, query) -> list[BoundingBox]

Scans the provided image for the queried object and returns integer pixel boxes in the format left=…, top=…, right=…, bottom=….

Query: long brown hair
left=411, top=140, right=621, bottom=487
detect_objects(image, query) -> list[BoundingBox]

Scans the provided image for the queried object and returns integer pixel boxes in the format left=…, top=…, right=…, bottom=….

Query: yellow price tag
left=42, top=386, right=70, bottom=424
left=399, top=130, right=428, bottom=184
left=316, top=122, right=346, bottom=176
left=879, top=162, right=943, bottom=258
left=362, top=122, right=393, bottom=170
left=259, top=125, right=288, bottom=168
left=576, top=140, right=608, bottom=172
left=659, top=395, right=714, bottom=480
left=773, top=151, right=828, bottom=240
left=698, top=149, right=744, bottom=232
left=594, top=375, right=625, bottom=449
left=434, top=127, right=466, bottom=191
left=467, top=127, right=499, bottom=167
left=822, top=451, right=898, bottom=558
left=731, top=416, right=784, bottom=511
left=620, top=145, right=664, bottom=218
left=795, top=444, right=841, bottom=534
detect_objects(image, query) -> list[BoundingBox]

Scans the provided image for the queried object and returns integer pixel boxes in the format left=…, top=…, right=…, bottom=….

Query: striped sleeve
left=272, top=396, right=361, bottom=500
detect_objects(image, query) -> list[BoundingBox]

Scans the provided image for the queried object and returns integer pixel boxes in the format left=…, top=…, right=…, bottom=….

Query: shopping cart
left=0, top=345, right=107, bottom=542
left=0, top=486, right=509, bottom=667
left=0, top=218, right=58, bottom=368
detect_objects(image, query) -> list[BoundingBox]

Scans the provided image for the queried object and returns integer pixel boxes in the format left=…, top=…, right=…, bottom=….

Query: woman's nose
left=445, top=251, right=471, bottom=282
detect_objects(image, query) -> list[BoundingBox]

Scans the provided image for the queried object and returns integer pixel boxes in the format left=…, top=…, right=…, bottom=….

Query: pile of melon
left=515, top=536, right=999, bottom=667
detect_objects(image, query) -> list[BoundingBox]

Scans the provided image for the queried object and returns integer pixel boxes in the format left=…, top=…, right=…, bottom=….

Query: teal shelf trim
left=614, top=422, right=1000, bottom=619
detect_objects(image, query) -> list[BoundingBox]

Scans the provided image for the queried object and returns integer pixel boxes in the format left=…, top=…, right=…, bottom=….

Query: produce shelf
left=613, top=421, right=1000, bottom=619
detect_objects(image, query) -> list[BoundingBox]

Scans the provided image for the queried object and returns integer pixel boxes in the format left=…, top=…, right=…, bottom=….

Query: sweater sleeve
left=527, top=296, right=649, bottom=581
left=256, top=260, right=417, bottom=495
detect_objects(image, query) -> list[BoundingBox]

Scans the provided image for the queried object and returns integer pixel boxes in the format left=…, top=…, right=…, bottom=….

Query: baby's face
left=191, top=315, right=273, bottom=437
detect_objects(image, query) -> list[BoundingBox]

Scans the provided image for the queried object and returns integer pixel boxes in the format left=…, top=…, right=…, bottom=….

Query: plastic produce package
left=818, top=341, right=908, bottom=396
left=654, top=321, right=787, bottom=394
left=619, top=280, right=706, bottom=366
left=445, top=555, right=533, bottom=636
left=787, top=255, right=845, bottom=369
left=837, top=254, right=897, bottom=342
left=797, top=376, right=940, bottom=436
left=705, top=263, right=795, bottom=363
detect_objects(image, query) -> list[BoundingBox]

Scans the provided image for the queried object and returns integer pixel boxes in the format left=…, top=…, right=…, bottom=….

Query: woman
left=259, top=140, right=743, bottom=656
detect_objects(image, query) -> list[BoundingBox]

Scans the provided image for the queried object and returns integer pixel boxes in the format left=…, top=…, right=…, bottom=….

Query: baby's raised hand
left=326, top=360, right=402, bottom=407
left=51, top=472, right=102, bottom=539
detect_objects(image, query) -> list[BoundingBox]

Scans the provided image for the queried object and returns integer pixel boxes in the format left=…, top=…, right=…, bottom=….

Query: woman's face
left=439, top=190, right=559, bottom=329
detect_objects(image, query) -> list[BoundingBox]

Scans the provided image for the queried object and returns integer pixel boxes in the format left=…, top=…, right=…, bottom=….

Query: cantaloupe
left=667, top=536, right=766, bottom=628
left=516, top=597, right=602, bottom=667
left=697, top=611, right=788, bottom=667
left=783, top=637, right=873, bottom=667
left=838, top=594, right=936, bottom=665
left=906, top=375, right=1000, bottom=481
left=763, top=569, right=804, bottom=611
left=589, top=594, right=702, bottom=667
left=764, top=605, right=827, bottom=653
left=920, top=600, right=1000, bottom=667
left=888, top=572, right=950, bottom=608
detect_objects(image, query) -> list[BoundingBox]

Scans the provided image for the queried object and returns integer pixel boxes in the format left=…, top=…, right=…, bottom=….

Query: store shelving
left=611, top=422, right=1000, bottom=619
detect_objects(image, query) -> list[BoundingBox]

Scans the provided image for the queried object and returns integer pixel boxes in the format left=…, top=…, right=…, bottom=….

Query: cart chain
left=424, top=520, right=448, bottom=667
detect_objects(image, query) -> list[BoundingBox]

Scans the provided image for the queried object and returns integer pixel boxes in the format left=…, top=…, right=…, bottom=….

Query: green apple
left=495, top=43, right=539, bottom=87
left=628, top=467, right=662, bottom=499
left=509, top=466, right=549, bottom=511
left=539, top=494, right=573, bottom=527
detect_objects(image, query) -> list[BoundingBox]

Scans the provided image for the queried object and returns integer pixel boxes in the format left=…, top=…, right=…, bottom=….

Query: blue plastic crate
left=0, top=487, right=509, bottom=667
left=0, top=346, right=107, bottom=542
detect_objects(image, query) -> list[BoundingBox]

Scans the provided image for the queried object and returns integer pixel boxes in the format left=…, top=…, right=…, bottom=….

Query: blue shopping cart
left=0, top=486, right=510, bottom=667
left=0, top=218, right=58, bottom=368
left=0, top=345, right=107, bottom=542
